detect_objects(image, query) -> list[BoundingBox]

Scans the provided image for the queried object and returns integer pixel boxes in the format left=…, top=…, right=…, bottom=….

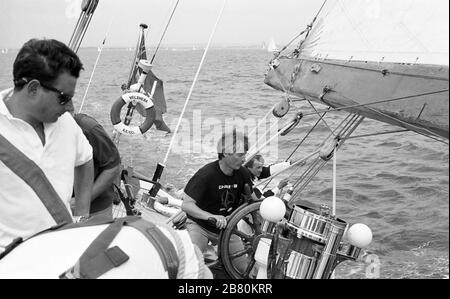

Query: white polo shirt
left=0, top=88, right=93, bottom=252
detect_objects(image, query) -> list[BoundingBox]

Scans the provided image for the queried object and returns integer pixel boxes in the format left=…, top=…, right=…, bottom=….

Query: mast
left=68, top=0, right=100, bottom=53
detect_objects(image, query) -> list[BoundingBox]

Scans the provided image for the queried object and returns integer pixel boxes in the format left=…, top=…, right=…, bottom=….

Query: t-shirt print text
left=218, top=184, right=238, bottom=213
left=218, top=184, right=238, bottom=190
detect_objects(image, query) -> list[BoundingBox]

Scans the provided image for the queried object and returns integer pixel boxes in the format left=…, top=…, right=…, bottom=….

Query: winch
left=256, top=199, right=373, bottom=279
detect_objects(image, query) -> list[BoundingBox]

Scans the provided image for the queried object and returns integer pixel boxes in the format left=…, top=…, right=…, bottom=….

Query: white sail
left=268, top=37, right=279, bottom=52
left=301, top=0, right=449, bottom=66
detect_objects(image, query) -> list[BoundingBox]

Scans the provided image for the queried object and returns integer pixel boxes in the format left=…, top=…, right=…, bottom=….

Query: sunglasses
left=39, top=81, right=73, bottom=105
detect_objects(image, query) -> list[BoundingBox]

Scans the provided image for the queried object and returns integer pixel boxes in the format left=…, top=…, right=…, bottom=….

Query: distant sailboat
left=267, top=38, right=279, bottom=53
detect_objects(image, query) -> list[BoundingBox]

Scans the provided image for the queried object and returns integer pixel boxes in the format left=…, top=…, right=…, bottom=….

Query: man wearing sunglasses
left=0, top=38, right=94, bottom=253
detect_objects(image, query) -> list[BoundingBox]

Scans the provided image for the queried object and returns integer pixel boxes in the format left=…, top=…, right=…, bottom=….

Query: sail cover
left=301, top=0, right=449, bottom=66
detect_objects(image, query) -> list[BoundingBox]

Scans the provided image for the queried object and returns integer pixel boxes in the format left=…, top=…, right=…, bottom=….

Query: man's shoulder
left=57, top=112, right=80, bottom=129
left=195, top=160, right=219, bottom=175
left=237, top=166, right=252, bottom=180
left=74, top=113, right=100, bottom=131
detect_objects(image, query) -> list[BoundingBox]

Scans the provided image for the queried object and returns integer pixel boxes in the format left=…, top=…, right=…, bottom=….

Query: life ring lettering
left=110, top=92, right=155, bottom=136
left=121, top=92, right=153, bottom=108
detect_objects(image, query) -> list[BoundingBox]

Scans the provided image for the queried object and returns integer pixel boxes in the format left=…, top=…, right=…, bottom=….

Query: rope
left=150, top=0, right=180, bottom=64
left=78, top=0, right=119, bottom=113
left=288, top=114, right=364, bottom=201
left=256, top=150, right=320, bottom=188
left=348, top=129, right=410, bottom=139
left=286, top=108, right=329, bottom=161
left=247, top=104, right=276, bottom=139
left=246, top=117, right=298, bottom=163
left=162, top=0, right=228, bottom=165
left=278, top=0, right=328, bottom=55
left=261, top=109, right=330, bottom=191
left=300, top=88, right=448, bottom=125
left=247, top=118, right=279, bottom=156
left=348, top=127, right=448, bottom=144
left=332, top=147, right=336, bottom=217
left=324, top=89, right=449, bottom=141
left=307, top=100, right=335, bottom=135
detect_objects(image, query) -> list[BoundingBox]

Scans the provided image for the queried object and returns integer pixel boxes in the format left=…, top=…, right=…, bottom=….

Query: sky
left=0, top=0, right=323, bottom=49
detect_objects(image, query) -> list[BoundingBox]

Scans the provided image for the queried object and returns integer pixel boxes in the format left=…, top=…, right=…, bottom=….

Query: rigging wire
left=162, top=0, right=228, bottom=165
left=150, top=0, right=180, bottom=64
left=298, top=57, right=449, bottom=81
left=321, top=88, right=450, bottom=142
left=247, top=105, right=276, bottom=141
left=301, top=88, right=447, bottom=118
left=306, top=100, right=334, bottom=135
left=286, top=108, right=330, bottom=161
left=261, top=109, right=330, bottom=192
left=78, top=0, right=120, bottom=113
left=277, top=0, right=328, bottom=55
left=348, top=129, right=410, bottom=139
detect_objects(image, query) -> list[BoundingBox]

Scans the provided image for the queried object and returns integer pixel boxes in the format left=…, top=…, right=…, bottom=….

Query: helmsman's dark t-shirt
left=184, top=160, right=253, bottom=234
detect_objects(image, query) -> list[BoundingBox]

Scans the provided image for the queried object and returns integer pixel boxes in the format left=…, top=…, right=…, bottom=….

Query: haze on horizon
left=0, top=0, right=323, bottom=49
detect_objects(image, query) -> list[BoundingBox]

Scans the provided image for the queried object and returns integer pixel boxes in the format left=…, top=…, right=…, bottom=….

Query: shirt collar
left=0, top=88, right=14, bottom=118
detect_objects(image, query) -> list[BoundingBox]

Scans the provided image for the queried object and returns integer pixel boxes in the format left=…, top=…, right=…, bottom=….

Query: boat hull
left=264, top=57, right=449, bottom=139
left=0, top=220, right=205, bottom=279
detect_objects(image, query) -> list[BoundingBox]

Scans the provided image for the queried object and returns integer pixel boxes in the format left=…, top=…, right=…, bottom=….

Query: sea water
left=0, top=48, right=448, bottom=279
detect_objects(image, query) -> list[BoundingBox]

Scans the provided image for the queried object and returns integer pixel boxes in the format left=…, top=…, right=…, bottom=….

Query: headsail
left=127, top=26, right=171, bottom=133
left=301, top=0, right=449, bottom=66
left=265, top=0, right=449, bottom=140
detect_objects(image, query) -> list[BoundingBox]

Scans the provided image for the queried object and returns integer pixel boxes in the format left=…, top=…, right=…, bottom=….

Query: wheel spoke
left=243, top=258, right=256, bottom=278
left=232, top=228, right=253, bottom=242
left=229, top=247, right=252, bottom=259
left=219, top=202, right=263, bottom=279
left=242, top=216, right=253, bottom=227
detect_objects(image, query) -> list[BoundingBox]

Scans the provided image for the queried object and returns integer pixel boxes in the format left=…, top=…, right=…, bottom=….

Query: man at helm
left=245, top=154, right=290, bottom=198
left=181, top=129, right=256, bottom=274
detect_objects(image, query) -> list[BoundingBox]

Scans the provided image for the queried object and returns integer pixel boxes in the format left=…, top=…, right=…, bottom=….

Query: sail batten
left=301, top=0, right=449, bottom=66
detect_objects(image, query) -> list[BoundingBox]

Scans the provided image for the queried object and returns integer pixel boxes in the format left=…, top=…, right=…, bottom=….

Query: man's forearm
left=91, top=164, right=120, bottom=201
left=181, top=194, right=213, bottom=220
left=74, top=159, right=94, bottom=216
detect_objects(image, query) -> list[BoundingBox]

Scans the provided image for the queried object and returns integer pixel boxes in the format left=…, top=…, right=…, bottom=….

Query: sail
left=301, top=0, right=449, bottom=65
left=129, top=30, right=171, bottom=133
left=265, top=0, right=449, bottom=139
left=268, top=38, right=279, bottom=53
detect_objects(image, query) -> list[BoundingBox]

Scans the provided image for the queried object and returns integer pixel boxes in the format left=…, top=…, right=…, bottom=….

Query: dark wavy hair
left=13, top=38, right=83, bottom=90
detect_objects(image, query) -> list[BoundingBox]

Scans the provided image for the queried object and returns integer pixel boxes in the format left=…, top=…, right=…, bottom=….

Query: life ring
left=110, top=91, right=155, bottom=136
